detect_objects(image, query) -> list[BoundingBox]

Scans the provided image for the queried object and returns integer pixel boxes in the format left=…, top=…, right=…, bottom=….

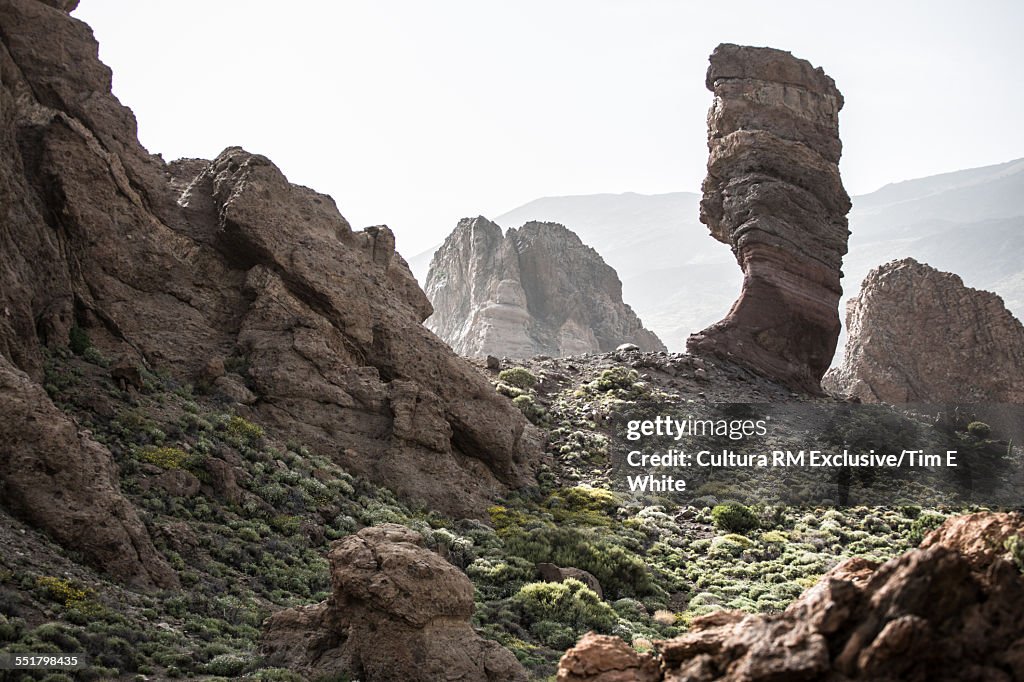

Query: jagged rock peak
left=0, top=0, right=543, bottom=591
left=425, top=216, right=666, bottom=358
left=824, top=257, right=1024, bottom=403
left=261, top=524, right=528, bottom=681
left=557, top=512, right=1024, bottom=681
left=686, top=43, right=851, bottom=394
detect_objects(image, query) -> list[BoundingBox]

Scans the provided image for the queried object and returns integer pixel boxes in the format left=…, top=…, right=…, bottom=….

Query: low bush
left=711, top=503, right=759, bottom=534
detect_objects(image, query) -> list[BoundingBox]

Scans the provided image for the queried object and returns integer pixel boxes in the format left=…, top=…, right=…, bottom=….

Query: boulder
left=686, top=44, right=851, bottom=394
left=537, top=562, right=604, bottom=599
left=824, top=258, right=1024, bottom=403
left=261, top=524, right=527, bottom=681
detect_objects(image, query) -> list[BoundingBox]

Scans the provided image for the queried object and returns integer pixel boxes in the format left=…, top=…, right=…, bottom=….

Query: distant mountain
left=412, top=158, right=1024, bottom=355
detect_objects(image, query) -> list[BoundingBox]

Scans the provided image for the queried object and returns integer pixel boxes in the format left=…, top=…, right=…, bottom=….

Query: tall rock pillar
left=686, top=44, right=851, bottom=393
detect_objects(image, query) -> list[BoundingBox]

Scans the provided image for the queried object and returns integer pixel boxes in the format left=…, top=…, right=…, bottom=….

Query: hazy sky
left=74, top=1, right=1024, bottom=256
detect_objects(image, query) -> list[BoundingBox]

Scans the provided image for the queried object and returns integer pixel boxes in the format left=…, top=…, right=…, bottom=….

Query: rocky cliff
left=686, top=44, right=851, bottom=394
left=557, top=512, right=1024, bottom=682
left=824, top=258, right=1024, bottom=403
left=425, top=217, right=665, bottom=358
left=0, top=0, right=541, bottom=587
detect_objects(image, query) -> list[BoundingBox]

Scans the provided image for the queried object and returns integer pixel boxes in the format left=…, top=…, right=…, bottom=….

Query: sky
left=74, top=1, right=1024, bottom=257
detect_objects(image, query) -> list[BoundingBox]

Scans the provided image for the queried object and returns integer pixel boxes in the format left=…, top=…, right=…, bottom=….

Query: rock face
left=558, top=512, right=1024, bottom=681
left=0, top=355, right=177, bottom=589
left=824, top=258, right=1024, bottom=403
left=425, top=217, right=665, bottom=358
left=0, top=0, right=542, bottom=587
left=686, top=44, right=851, bottom=394
left=261, top=524, right=528, bottom=682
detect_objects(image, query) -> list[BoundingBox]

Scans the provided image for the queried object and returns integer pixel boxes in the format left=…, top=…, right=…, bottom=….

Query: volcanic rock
left=260, top=524, right=527, bottom=681
left=686, top=44, right=851, bottom=394
left=0, top=0, right=543, bottom=569
left=537, top=562, right=604, bottom=599
left=425, top=217, right=665, bottom=358
left=556, top=512, right=1024, bottom=681
left=824, top=258, right=1024, bottom=403
left=0, top=355, right=177, bottom=589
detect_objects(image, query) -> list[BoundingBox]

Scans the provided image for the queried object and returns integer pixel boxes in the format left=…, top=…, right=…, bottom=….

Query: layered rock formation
left=825, top=258, right=1024, bottom=403
left=261, top=524, right=527, bottom=681
left=0, top=0, right=541, bottom=587
left=425, top=217, right=665, bottom=358
left=558, top=512, right=1024, bottom=681
left=686, top=44, right=851, bottom=394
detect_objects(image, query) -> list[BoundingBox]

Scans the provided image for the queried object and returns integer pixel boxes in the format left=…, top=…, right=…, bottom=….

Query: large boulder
left=261, top=524, right=528, bottom=681
left=686, top=44, right=851, bottom=394
left=557, top=512, right=1024, bottom=681
left=426, top=217, right=665, bottom=358
left=824, top=258, right=1024, bottom=403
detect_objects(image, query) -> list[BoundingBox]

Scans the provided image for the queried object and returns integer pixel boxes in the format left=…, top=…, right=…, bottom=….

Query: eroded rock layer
left=558, top=512, right=1024, bottom=681
left=686, top=44, right=851, bottom=394
left=0, top=0, right=542, bottom=586
left=261, top=524, right=527, bottom=682
left=824, top=258, right=1024, bottom=403
left=426, top=217, right=665, bottom=358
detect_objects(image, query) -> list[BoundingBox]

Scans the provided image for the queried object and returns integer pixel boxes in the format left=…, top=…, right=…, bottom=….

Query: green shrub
left=514, top=579, right=616, bottom=633
left=205, top=653, right=250, bottom=676
left=711, top=503, right=759, bottom=534
left=529, top=620, right=577, bottom=649
left=1004, top=534, right=1024, bottom=574
left=69, top=326, right=91, bottom=355
left=224, top=415, right=264, bottom=444
left=967, top=421, right=991, bottom=439
left=907, top=512, right=946, bottom=546
left=501, top=524, right=653, bottom=598
left=135, top=446, right=190, bottom=470
left=498, top=368, right=537, bottom=389
left=512, top=394, right=544, bottom=424
left=587, top=367, right=639, bottom=393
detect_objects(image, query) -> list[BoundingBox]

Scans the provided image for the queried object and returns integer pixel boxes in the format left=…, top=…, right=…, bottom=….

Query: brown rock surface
left=558, top=633, right=659, bottom=682
left=824, top=258, right=1024, bottom=403
left=556, top=512, right=1024, bottom=681
left=426, top=217, right=665, bottom=358
left=0, top=355, right=177, bottom=589
left=261, top=524, right=528, bottom=681
left=686, top=44, right=851, bottom=394
left=0, top=0, right=542, bottom=568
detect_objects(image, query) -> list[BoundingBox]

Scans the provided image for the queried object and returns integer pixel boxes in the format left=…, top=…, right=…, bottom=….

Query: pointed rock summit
left=425, top=218, right=665, bottom=358
left=825, top=258, right=1024, bottom=403
left=686, top=44, right=851, bottom=394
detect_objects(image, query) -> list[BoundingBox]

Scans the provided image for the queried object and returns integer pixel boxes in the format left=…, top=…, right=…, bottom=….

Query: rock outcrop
left=425, top=217, right=665, bottom=358
left=824, top=258, right=1024, bottom=403
left=261, top=524, right=528, bottom=682
left=0, top=0, right=542, bottom=590
left=686, top=44, right=851, bottom=394
left=558, top=511, right=1024, bottom=681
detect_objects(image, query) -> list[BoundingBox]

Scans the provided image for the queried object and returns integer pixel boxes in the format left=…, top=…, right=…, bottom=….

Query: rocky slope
left=425, top=217, right=665, bottom=358
left=0, top=0, right=541, bottom=592
left=557, top=512, right=1024, bottom=681
left=686, top=44, right=852, bottom=394
left=825, top=258, right=1024, bottom=403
